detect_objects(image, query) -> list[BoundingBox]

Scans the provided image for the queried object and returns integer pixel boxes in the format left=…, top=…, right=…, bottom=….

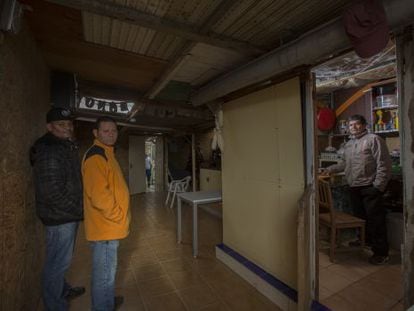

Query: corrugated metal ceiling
left=81, top=0, right=352, bottom=88
left=211, top=0, right=349, bottom=49
left=82, top=0, right=223, bottom=60
left=172, top=43, right=249, bottom=86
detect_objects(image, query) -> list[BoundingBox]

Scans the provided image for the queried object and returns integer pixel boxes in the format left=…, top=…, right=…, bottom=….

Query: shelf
left=317, top=133, right=348, bottom=137
left=374, top=129, right=399, bottom=134
left=372, top=105, right=398, bottom=111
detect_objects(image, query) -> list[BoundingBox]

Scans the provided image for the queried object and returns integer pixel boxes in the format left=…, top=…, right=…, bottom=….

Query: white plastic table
left=176, top=190, right=222, bottom=257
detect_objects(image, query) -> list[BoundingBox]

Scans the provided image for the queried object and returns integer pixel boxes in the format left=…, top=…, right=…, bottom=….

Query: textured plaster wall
left=0, top=25, right=50, bottom=309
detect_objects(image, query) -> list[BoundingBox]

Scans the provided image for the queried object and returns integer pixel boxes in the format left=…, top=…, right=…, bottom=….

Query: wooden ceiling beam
left=43, top=0, right=265, bottom=56
left=144, top=0, right=242, bottom=103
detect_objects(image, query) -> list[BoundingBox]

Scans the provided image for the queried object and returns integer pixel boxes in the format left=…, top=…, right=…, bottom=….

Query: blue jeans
left=42, top=222, right=79, bottom=311
left=91, top=240, right=119, bottom=311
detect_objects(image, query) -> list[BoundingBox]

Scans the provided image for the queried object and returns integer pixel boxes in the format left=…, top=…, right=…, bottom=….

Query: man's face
left=348, top=120, right=366, bottom=135
left=46, top=120, right=74, bottom=140
left=93, top=121, right=118, bottom=146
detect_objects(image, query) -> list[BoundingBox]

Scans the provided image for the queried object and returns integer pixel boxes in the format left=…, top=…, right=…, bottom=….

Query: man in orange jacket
left=82, top=116, right=130, bottom=310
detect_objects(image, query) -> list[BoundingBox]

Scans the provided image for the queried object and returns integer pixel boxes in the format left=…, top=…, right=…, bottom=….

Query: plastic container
left=376, top=95, right=396, bottom=108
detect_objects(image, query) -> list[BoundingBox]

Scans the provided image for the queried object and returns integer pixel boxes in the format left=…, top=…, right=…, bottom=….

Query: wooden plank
left=297, top=186, right=313, bottom=311
left=41, top=40, right=167, bottom=90
left=24, top=0, right=168, bottom=91
left=398, top=26, right=414, bottom=309
left=43, top=0, right=265, bottom=55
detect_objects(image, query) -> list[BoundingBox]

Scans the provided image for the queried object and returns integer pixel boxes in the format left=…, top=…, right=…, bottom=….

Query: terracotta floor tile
left=119, top=236, right=149, bottom=250
left=321, top=294, right=358, bottom=311
left=115, top=285, right=146, bottom=311
left=119, top=244, right=153, bottom=259
left=137, top=276, right=176, bottom=298
left=178, top=284, right=219, bottom=310
left=154, top=247, right=188, bottom=261
left=68, top=290, right=90, bottom=311
left=318, top=285, right=335, bottom=301
left=208, top=274, right=253, bottom=300
left=117, top=254, right=137, bottom=271
left=336, top=256, right=384, bottom=274
left=319, top=267, right=356, bottom=293
left=161, top=258, right=193, bottom=273
left=188, top=256, right=220, bottom=273
left=369, top=266, right=403, bottom=285
left=197, top=263, right=237, bottom=283
left=168, top=270, right=206, bottom=290
left=199, top=302, right=231, bottom=311
left=253, top=291, right=284, bottom=311
left=337, top=281, right=396, bottom=310
left=133, top=262, right=166, bottom=282
left=325, top=262, right=372, bottom=282
left=222, top=292, right=282, bottom=311
left=129, top=251, right=159, bottom=267
left=144, top=292, right=187, bottom=311
left=64, top=192, right=280, bottom=310
left=361, top=267, right=403, bottom=302
left=116, top=267, right=137, bottom=287
left=318, top=251, right=334, bottom=268
left=146, top=234, right=177, bottom=246
left=67, top=261, right=91, bottom=286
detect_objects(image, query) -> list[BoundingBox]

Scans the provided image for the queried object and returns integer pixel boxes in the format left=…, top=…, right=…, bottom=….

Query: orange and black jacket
left=82, top=139, right=130, bottom=241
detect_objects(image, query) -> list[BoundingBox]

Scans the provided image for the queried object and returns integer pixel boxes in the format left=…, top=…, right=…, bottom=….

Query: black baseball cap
left=46, top=107, right=73, bottom=123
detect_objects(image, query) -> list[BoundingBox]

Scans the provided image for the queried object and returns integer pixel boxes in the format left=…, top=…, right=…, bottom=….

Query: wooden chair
left=318, top=178, right=366, bottom=262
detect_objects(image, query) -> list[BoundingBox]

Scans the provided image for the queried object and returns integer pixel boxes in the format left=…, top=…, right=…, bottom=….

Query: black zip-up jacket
left=30, top=132, right=83, bottom=225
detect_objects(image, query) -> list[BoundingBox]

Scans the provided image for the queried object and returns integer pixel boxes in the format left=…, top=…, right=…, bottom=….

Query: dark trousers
left=349, top=185, right=389, bottom=256
left=146, top=169, right=151, bottom=186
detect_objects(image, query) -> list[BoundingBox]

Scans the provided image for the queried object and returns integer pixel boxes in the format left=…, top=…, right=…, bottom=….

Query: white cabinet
left=200, top=169, right=222, bottom=191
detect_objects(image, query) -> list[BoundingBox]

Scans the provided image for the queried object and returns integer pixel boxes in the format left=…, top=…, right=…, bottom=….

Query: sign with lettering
left=79, top=96, right=134, bottom=115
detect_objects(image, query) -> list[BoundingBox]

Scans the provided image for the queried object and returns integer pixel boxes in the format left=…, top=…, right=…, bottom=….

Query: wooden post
left=298, top=186, right=313, bottom=311
left=164, top=137, right=169, bottom=190
left=398, top=26, right=414, bottom=309
left=154, top=137, right=164, bottom=191
left=192, top=133, right=196, bottom=192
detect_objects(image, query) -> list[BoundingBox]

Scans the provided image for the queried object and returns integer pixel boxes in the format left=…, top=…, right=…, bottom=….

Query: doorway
left=145, top=137, right=156, bottom=192
left=311, top=42, right=404, bottom=309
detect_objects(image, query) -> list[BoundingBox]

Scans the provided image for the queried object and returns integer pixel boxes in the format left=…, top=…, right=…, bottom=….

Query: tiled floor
left=319, top=247, right=404, bottom=311
left=64, top=192, right=281, bottom=311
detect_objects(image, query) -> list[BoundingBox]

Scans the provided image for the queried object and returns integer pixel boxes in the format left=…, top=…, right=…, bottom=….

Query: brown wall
left=0, top=25, right=50, bottom=309
left=167, top=136, right=191, bottom=172
left=334, top=87, right=372, bottom=129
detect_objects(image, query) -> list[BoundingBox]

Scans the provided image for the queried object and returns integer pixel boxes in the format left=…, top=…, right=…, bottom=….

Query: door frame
left=397, top=26, right=414, bottom=309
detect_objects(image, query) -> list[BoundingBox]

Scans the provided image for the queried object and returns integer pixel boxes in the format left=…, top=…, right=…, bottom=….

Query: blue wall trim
left=216, top=243, right=331, bottom=311
left=311, top=300, right=332, bottom=311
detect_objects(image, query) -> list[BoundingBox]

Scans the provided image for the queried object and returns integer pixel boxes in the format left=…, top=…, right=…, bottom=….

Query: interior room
left=313, top=41, right=404, bottom=309
left=1, top=1, right=414, bottom=311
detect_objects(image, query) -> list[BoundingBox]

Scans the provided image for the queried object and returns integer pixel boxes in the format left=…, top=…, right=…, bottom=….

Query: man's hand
left=319, top=168, right=330, bottom=177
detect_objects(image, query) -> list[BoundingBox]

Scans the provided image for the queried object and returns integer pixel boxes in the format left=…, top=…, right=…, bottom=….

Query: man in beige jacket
left=322, top=114, right=391, bottom=265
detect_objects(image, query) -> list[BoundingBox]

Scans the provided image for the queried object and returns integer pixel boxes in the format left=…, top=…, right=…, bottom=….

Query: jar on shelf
left=376, top=94, right=396, bottom=108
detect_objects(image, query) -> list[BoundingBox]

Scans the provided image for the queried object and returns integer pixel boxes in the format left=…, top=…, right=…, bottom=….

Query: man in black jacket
left=30, top=108, right=85, bottom=311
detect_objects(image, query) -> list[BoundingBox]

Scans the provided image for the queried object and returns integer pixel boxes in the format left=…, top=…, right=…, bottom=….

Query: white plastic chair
left=165, top=176, right=191, bottom=209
